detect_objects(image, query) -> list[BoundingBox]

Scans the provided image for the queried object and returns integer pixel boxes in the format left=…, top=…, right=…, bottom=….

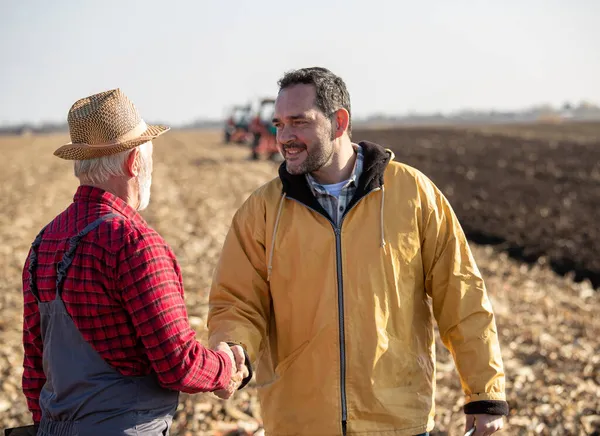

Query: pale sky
left=1, top=0, right=598, bottom=126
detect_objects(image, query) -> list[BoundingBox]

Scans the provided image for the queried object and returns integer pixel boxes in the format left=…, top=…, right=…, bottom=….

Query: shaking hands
left=213, top=342, right=250, bottom=400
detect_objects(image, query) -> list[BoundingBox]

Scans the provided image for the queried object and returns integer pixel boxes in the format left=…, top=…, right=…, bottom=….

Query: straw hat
left=54, top=88, right=169, bottom=160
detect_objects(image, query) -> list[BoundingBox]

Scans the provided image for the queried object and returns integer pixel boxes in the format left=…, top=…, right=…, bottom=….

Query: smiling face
left=272, top=84, right=336, bottom=175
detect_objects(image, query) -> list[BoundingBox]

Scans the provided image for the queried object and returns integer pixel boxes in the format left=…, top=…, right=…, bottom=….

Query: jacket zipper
left=286, top=187, right=381, bottom=431
left=333, top=225, right=347, bottom=424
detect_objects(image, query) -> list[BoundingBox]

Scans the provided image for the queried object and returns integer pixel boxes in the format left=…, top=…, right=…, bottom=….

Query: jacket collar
left=278, top=140, right=392, bottom=214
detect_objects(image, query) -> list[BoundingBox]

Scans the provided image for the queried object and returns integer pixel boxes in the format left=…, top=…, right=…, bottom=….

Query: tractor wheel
left=249, top=134, right=261, bottom=160
left=269, top=152, right=284, bottom=163
left=252, top=133, right=261, bottom=148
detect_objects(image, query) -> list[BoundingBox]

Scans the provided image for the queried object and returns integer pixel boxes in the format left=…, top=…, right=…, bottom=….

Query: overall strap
left=27, top=225, right=49, bottom=302
left=55, top=213, right=120, bottom=300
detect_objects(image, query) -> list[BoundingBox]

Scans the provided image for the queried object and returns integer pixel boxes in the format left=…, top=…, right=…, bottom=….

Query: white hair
left=74, top=141, right=152, bottom=184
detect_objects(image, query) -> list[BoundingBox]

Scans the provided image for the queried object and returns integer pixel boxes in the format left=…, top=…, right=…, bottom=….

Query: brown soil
left=353, top=124, right=600, bottom=289
left=0, top=129, right=598, bottom=435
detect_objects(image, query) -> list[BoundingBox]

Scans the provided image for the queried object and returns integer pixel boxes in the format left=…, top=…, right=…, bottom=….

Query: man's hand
left=465, top=414, right=504, bottom=436
left=213, top=342, right=249, bottom=400
left=229, top=344, right=248, bottom=377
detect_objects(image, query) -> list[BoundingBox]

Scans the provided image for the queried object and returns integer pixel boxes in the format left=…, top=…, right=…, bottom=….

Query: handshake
left=213, top=342, right=250, bottom=400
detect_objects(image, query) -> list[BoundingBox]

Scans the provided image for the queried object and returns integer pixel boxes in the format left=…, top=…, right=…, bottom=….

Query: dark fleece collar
left=278, top=140, right=392, bottom=220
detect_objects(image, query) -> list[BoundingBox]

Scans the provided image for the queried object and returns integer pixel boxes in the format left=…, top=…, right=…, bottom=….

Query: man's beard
left=137, top=161, right=152, bottom=211
left=284, top=121, right=337, bottom=175
left=284, top=139, right=334, bottom=175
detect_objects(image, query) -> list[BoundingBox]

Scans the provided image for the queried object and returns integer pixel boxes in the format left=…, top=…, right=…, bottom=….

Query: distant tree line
left=0, top=122, right=68, bottom=136
left=0, top=119, right=224, bottom=136
left=354, top=101, right=600, bottom=126
left=2, top=101, right=599, bottom=136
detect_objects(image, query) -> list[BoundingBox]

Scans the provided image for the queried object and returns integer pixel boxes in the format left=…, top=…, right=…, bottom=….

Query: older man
left=20, top=89, right=247, bottom=436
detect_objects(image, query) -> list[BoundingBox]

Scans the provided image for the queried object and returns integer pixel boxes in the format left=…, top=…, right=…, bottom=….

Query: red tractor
left=223, top=104, right=253, bottom=144
left=248, top=98, right=283, bottom=162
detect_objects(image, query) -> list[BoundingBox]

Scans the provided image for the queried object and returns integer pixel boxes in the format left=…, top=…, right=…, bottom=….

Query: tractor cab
left=250, top=98, right=276, bottom=135
left=224, top=104, right=253, bottom=144
left=249, top=98, right=282, bottom=161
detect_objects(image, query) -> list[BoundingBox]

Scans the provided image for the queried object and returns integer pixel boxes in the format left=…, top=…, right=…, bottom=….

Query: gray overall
left=28, top=214, right=179, bottom=436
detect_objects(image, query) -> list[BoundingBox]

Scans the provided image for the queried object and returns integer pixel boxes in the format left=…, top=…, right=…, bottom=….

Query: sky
left=1, top=0, right=599, bottom=126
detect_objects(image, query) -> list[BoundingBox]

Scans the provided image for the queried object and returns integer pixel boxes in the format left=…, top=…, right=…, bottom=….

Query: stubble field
left=0, top=126, right=598, bottom=435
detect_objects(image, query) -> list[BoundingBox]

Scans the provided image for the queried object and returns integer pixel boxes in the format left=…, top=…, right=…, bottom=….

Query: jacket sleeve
left=418, top=174, right=509, bottom=416
left=207, top=194, right=271, bottom=368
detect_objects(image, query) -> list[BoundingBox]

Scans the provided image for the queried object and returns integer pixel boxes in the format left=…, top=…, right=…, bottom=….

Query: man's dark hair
left=277, top=67, right=352, bottom=139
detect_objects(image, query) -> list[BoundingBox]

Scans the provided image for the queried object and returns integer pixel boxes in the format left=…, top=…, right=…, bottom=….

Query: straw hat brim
left=54, top=124, right=170, bottom=160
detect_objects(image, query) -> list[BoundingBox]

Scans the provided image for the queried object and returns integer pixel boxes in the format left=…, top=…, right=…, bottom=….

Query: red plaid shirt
left=22, top=186, right=232, bottom=423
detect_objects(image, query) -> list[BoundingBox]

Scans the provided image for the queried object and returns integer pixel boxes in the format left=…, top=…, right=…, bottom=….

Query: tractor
left=223, top=104, right=253, bottom=144
left=248, top=98, right=283, bottom=162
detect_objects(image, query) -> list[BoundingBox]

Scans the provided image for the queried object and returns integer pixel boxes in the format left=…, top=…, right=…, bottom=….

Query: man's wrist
left=214, top=349, right=234, bottom=390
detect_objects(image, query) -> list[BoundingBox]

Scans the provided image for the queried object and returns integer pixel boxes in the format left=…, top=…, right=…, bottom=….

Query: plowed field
left=1, top=128, right=598, bottom=435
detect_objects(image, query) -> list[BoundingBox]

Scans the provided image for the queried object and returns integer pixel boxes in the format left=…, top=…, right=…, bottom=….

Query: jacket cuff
left=226, top=342, right=253, bottom=390
left=464, top=400, right=509, bottom=416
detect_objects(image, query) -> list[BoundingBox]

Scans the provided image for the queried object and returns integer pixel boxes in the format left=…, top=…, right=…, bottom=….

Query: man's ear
left=332, top=108, right=350, bottom=139
left=125, top=148, right=140, bottom=177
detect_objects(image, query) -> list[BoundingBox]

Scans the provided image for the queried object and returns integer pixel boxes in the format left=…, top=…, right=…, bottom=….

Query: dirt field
left=0, top=129, right=598, bottom=435
left=354, top=122, right=600, bottom=289
left=462, top=120, right=600, bottom=144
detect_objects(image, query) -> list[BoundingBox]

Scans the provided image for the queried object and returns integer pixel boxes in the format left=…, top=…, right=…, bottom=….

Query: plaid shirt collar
left=73, top=185, right=146, bottom=224
left=305, top=144, right=364, bottom=224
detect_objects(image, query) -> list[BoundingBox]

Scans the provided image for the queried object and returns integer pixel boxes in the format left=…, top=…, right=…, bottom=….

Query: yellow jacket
left=208, top=142, right=507, bottom=435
